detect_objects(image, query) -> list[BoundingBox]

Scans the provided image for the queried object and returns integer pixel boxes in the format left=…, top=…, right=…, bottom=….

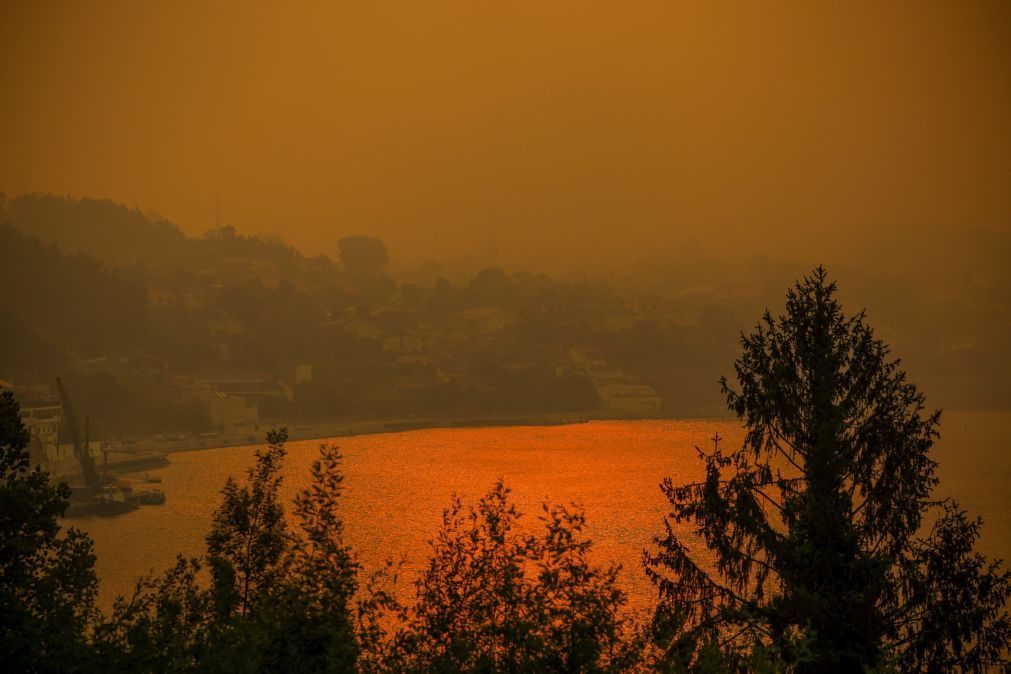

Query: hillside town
left=0, top=196, right=746, bottom=472
left=3, top=194, right=1008, bottom=478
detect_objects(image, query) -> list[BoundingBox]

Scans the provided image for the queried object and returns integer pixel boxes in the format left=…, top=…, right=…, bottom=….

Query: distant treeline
left=2, top=193, right=303, bottom=269
left=0, top=224, right=148, bottom=360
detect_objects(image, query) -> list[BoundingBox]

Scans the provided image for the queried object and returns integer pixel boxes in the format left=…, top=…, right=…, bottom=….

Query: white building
left=1, top=379, right=64, bottom=469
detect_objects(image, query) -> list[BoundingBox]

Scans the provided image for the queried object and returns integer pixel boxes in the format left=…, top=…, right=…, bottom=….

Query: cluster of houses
left=80, top=355, right=308, bottom=432
left=117, top=280, right=688, bottom=427
left=7, top=248, right=742, bottom=445
left=568, top=346, right=662, bottom=414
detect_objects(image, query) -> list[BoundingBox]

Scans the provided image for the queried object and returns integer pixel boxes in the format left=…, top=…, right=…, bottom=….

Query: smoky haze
left=1, top=1, right=1008, bottom=272
left=5, top=6, right=1011, bottom=670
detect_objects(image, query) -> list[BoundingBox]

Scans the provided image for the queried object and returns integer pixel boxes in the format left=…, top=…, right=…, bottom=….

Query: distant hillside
left=1, top=193, right=306, bottom=270
left=0, top=224, right=149, bottom=361
left=2, top=193, right=189, bottom=264
left=0, top=310, right=68, bottom=380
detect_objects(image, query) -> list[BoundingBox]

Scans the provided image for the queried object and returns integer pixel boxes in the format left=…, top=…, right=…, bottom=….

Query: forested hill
left=0, top=224, right=149, bottom=367
left=2, top=194, right=188, bottom=264
left=1, top=193, right=307, bottom=271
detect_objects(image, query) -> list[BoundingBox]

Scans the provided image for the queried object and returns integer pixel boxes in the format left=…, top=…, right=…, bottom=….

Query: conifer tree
left=645, top=267, right=1011, bottom=672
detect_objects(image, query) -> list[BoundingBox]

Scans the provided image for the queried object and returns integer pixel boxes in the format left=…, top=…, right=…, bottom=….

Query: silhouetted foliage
left=276, top=442, right=360, bottom=671
left=206, top=429, right=290, bottom=619
left=644, top=267, right=1011, bottom=672
left=0, top=389, right=99, bottom=673
left=95, top=429, right=359, bottom=672
left=92, top=556, right=213, bottom=672
left=364, top=481, right=638, bottom=673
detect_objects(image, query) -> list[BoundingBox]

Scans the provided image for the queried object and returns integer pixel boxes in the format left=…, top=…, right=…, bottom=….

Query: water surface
left=71, top=414, right=1011, bottom=616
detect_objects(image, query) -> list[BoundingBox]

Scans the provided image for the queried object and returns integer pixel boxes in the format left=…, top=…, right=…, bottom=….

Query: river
left=69, top=413, right=1011, bottom=617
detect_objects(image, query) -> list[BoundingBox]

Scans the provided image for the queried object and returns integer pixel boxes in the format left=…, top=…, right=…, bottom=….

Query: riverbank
left=118, top=411, right=607, bottom=459
left=65, top=409, right=734, bottom=483
left=203, top=412, right=602, bottom=453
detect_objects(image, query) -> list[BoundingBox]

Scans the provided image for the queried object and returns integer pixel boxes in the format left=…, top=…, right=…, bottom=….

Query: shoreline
left=101, top=406, right=1005, bottom=473
left=161, top=413, right=617, bottom=456
left=113, top=409, right=735, bottom=464
left=53, top=409, right=731, bottom=483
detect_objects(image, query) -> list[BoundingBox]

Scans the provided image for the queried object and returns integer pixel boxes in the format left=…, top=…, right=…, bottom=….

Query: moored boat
left=64, top=485, right=140, bottom=518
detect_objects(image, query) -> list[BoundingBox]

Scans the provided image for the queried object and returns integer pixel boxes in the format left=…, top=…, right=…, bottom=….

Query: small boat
left=64, top=485, right=140, bottom=518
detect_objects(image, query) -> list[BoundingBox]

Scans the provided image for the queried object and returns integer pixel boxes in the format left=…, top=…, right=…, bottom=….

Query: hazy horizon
left=2, top=2, right=1009, bottom=272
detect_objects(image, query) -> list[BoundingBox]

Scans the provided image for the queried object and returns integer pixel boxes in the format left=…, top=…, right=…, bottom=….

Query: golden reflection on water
left=71, top=414, right=1011, bottom=618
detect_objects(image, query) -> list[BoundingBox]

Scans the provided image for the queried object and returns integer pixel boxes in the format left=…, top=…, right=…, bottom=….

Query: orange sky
left=1, top=1, right=1008, bottom=269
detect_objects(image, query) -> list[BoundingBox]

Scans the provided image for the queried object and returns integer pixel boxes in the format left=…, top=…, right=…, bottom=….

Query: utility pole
left=216, top=193, right=222, bottom=229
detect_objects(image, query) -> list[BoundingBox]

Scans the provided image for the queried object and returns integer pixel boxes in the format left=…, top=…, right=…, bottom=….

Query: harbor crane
left=55, top=377, right=100, bottom=488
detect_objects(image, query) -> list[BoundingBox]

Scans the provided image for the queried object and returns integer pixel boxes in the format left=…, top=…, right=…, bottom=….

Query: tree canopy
left=645, top=267, right=1011, bottom=672
left=0, top=389, right=98, bottom=673
left=368, top=481, right=637, bottom=673
left=338, top=235, right=389, bottom=280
